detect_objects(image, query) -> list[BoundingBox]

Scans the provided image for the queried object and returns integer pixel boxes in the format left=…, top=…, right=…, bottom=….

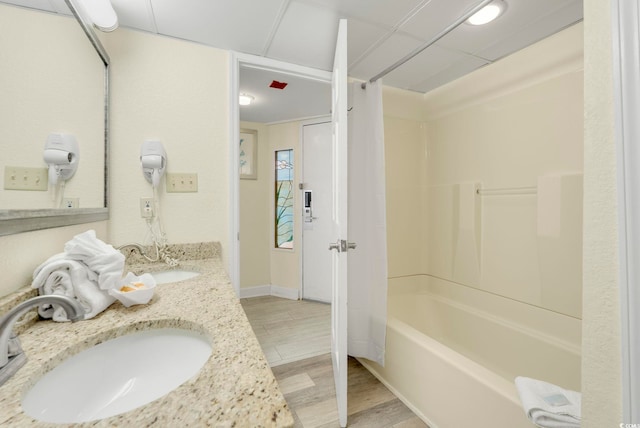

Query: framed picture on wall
left=240, top=129, right=258, bottom=179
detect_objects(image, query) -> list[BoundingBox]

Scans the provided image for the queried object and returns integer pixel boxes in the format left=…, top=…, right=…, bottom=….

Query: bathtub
left=359, top=275, right=581, bottom=428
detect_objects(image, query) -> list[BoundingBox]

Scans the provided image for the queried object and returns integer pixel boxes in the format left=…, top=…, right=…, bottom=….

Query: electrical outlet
left=63, top=198, right=79, bottom=208
left=140, top=197, right=154, bottom=218
left=4, top=166, right=48, bottom=191
left=166, top=173, right=198, bottom=193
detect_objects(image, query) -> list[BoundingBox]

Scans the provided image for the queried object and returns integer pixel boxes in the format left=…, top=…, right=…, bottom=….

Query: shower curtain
left=347, top=80, right=388, bottom=366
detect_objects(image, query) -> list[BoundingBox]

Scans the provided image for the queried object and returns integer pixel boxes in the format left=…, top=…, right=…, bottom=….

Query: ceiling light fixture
left=466, top=0, right=506, bottom=26
left=77, top=0, right=119, bottom=32
left=239, top=94, right=255, bottom=106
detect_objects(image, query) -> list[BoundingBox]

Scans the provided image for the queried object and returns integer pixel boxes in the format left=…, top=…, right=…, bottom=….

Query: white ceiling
left=2, top=0, right=583, bottom=123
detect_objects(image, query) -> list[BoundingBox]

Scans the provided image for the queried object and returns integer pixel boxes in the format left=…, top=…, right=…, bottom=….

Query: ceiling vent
left=269, top=80, right=288, bottom=90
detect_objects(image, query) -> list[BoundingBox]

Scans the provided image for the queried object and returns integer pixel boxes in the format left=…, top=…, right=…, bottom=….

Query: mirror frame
left=0, top=0, right=110, bottom=237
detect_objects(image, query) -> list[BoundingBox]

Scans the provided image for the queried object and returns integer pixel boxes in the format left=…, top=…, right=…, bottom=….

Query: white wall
left=103, top=28, right=230, bottom=266
left=581, top=0, right=623, bottom=424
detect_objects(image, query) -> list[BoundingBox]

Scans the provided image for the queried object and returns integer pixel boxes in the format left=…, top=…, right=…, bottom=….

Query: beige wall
left=0, top=222, right=109, bottom=297
left=582, top=0, right=623, bottom=424
left=267, top=121, right=302, bottom=291
left=0, top=5, right=105, bottom=210
left=239, top=121, right=271, bottom=288
left=422, top=24, right=584, bottom=319
left=0, top=6, right=110, bottom=298
left=382, top=87, right=428, bottom=278
left=237, top=119, right=302, bottom=293
left=103, top=29, right=230, bottom=266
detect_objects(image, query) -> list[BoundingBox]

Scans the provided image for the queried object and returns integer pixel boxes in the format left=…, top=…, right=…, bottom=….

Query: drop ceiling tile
left=399, top=0, right=479, bottom=42
left=349, top=32, right=423, bottom=84
left=151, top=0, right=286, bottom=54
left=48, top=0, right=71, bottom=14
left=437, top=0, right=582, bottom=59
left=382, top=44, right=486, bottom=90
left=408, top=54, right=489, bottom=93
left=474, top=1, right=583, bottom=61
left=111, top=0, right=157, bottom=33
left=298, top=0, right=426, bottom=28
left=347, top=18, right=389, bottom=69
left=267, top=1, right=339, bottom=71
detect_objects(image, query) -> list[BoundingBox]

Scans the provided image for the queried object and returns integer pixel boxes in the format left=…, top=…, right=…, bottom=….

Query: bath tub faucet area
left=0, top=295, right=85, bottom=386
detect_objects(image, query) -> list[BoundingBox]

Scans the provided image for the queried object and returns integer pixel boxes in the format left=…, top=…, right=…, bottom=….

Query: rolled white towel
left=515, top=376, right=581, bottom=428
left=32, top=258, right=115, bottom=321
left=63, top=230, right=125, bottom=290
left=37, top=270, right=74, bottom=320
left=33, top=253, right=98, bottom=287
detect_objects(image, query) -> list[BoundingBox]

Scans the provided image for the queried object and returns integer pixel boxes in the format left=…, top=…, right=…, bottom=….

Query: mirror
left=0, top=1, right=109, bottom=235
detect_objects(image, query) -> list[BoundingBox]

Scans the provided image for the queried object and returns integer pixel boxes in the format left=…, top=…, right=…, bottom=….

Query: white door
left=302, top=121, right=332, bottom=302
left=330, top=18, right=349, bottom=428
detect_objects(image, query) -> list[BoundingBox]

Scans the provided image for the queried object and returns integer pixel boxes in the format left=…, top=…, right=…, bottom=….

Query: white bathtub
left=359, top=275, right=581, bottom=428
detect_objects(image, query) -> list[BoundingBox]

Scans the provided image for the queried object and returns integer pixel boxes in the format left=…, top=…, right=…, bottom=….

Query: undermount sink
left=150, top=269, right=200, bottom=284
left=22, top=328, right=212, bottom=423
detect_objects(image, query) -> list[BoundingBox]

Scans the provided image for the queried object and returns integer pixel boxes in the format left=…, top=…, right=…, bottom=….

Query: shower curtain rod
left=361, top=0, right=494, bottom=89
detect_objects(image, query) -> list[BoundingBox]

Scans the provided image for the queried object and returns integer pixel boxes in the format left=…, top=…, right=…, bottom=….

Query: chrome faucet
left=0, top=295, right=85, bottom=385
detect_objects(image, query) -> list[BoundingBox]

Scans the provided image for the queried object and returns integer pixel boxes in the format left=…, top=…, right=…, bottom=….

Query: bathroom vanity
left=0, top=255, right=293, bottom=427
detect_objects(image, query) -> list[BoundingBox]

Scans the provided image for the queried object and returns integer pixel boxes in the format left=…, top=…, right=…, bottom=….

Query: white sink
left=150, top=270, right=200, bottom=284
left=22, top=328, right=211, bottom=423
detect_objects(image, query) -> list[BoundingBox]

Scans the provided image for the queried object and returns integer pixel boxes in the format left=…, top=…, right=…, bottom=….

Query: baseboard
left=270, top=284, right=300, bottom=300
left=239, top=285, right=271, bottom=298
left=357, top=358, right=437, bottom=428
left=239, top=284, right=299, bottom=300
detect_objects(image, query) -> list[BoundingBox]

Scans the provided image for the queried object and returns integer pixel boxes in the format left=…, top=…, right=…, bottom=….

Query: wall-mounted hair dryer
left=43, top=133, right=79, bottom=185
left=140, top=140, right=166, bottom=188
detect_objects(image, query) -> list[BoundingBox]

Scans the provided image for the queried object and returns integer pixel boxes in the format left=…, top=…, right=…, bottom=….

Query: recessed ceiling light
left=466, top=1, right=506, bottom=26
left=239, top=94, right=255, bottom=106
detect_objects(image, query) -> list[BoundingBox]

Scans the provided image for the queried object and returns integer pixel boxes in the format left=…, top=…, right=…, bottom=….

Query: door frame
left=299, top=117, right=332, bottom=301
left=229, top=52, right=332, bottom=296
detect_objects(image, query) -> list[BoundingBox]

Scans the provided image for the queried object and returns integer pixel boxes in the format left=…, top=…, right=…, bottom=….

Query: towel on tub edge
left=515, top=376, right=581, bottom=428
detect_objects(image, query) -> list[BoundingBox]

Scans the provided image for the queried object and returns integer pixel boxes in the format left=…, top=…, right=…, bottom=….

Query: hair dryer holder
left=141, top=140, right=166, bottom=188
left=43, top=133, right=79, bottom=185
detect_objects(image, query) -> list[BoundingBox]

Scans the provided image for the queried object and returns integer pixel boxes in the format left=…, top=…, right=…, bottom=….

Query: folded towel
left=515, top=376, right=581, bottom=428
left=32, top=256, right=115, bottom=321
left=63, top=230, right=125, bottom=290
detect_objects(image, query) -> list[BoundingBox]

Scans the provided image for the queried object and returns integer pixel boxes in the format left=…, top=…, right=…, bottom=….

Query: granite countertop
left=0, top=257, right=294, bottom=427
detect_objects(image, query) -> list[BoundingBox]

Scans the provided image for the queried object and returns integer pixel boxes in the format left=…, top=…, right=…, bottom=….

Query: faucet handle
left=7, top=332, right=22, bottom=358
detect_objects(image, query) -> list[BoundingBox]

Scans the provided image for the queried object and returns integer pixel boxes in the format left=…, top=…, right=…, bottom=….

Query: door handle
left=328, top=240, right=357, bottom=252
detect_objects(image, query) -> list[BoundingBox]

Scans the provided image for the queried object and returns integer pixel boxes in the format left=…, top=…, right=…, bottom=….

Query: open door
left=329, top=18, right=349, bottom=428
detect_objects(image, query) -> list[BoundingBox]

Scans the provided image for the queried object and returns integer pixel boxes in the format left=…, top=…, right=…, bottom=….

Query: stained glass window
left=275, top=149, right=294, bottom=249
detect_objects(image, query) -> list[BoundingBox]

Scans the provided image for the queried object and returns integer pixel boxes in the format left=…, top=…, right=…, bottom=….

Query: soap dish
left=109, top=272, right=156, bottom=307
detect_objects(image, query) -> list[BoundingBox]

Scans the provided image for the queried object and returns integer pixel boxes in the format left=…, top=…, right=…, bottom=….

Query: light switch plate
left=4, top=166, right=48, bottom=191
left=166, top=173, right=198, bottom=193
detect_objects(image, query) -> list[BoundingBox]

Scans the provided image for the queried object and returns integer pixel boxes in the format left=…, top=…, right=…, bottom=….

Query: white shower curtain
left=347, top=80, right=388, bottom=366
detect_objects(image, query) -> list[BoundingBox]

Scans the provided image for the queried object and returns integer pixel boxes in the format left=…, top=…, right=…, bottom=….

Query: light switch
left=4, top=166, right=48, bottom=191
left=166, top=173, right=198, bottom=193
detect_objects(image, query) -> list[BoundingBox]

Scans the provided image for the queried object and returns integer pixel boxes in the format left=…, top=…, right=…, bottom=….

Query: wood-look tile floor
left=240, top=296, right=428, bottom=428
